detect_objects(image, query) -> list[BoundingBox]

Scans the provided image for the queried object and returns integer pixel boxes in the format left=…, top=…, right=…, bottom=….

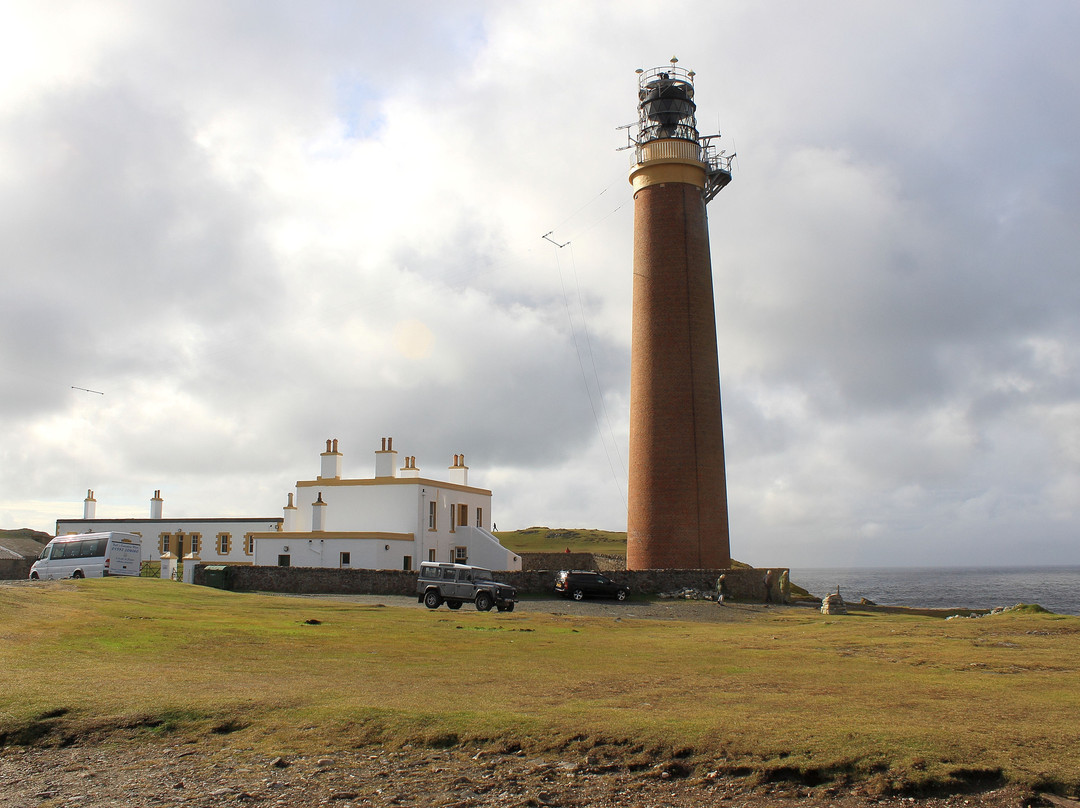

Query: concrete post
left=182, top=553, right=197, bottom=584
left=160, top=552, right=177, bottom=580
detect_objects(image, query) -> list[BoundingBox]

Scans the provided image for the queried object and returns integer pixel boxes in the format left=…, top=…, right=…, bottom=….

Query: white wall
left=253, top=536, right=415, bottom=570
left=285, top=478, right=502, bottom=570
left=55, top=518, right=280, bottom=564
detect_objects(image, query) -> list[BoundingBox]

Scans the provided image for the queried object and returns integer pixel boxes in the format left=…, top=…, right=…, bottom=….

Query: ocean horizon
left=789, top=565, right=1080, bottom=616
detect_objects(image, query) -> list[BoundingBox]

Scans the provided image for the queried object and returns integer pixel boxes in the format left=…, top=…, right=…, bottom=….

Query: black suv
left=554, top=570, right=629, bottom=601
left=416, top=562, right=517, bottom=612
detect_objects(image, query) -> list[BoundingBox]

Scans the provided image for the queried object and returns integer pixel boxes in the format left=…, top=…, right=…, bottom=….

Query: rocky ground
left=1, top=593, right=1070, bottom=808
left=0, top=740, right=1056, bottom=808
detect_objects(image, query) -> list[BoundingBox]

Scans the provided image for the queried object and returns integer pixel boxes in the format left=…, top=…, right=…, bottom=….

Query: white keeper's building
left=55, top=437, right=521, bottom=572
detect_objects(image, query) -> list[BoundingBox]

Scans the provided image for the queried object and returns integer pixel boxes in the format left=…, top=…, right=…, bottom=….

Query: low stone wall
left=201, top=563, right=790, bottom=602
left=0, top=559, right=33, bottom=580
left=195, top=564, right=418, bottom=595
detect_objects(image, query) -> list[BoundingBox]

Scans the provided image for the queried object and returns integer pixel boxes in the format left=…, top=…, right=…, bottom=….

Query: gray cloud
left=3, top=1, right=1079, bottom=566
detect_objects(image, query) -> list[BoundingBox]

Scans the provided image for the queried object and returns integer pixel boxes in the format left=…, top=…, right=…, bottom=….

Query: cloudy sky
left=2, top=0, right=1078, bottom=567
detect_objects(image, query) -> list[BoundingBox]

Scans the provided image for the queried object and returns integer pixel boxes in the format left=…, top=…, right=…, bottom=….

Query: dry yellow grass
left=1, top=579, right=1078, bottom=793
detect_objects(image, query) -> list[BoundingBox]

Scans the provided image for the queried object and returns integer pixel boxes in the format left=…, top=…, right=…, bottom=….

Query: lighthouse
left=626, top=59, right=734, bottom=570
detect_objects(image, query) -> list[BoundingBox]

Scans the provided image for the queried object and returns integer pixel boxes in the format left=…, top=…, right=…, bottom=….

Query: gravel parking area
left=283, top=592, right=807, bottom=622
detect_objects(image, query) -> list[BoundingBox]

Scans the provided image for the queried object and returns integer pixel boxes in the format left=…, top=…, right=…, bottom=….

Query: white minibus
left=29, top=532, right=142, bottom=580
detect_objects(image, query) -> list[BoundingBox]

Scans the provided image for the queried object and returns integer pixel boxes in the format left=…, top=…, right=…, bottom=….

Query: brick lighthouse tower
left=626, top=59, right=734, bottom=570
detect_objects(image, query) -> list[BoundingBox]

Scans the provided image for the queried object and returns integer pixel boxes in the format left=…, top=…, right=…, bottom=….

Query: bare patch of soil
left=0, top=739, right=1053, bottom=808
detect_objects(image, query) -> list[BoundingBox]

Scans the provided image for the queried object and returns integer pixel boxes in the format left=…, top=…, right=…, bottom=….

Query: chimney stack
left=319, top=438, right=343, bottom=479
left=448, top=453, right=468, bottom=486
left=312, top=492, right=327, bottom=531
left=150, top=490, right=163, bottom=520
left=375, top=436, right=399, bottom=478
left=282, top=492, right=298, bottom=532
left=83, top=489, right=96, bottom=519
left=399, top=455, right=421, bottom=478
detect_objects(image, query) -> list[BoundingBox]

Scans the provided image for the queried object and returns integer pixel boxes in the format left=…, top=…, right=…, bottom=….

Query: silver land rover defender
left=416, top=562, right=517, bottom=612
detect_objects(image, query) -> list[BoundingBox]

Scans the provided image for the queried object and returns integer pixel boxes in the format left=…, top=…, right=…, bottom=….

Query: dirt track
left=0, top=737, right=1048, bottom=808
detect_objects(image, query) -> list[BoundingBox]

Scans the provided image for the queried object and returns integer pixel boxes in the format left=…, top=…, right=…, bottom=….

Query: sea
left=788, top=566, right=1080, bottom=616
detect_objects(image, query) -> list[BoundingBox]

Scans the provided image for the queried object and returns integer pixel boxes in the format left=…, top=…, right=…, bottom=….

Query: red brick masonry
left=627, top=180, right=731, bottom=570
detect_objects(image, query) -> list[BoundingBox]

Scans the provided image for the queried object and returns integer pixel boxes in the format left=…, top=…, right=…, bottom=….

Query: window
left=277, top=554, right=290, bottom=567
left=218, top=533, right=231, bottom=555
left=457, top=504, right=467, bottom=527
left=476, top=507, right=483, bottom=528
left=80, top=539, right=106, bottom=558
left=454, top=546, right=467, bottom=564
left=162, top=534, right=170, bottom=554
left=340, top=552, right=351, bottom=568
left=428, top=549, right=435, bottom=562
left=245, top=534, right=254, bottom=555
left=190, top=534, right=200, bottom=554
left=428, top=501, right=437, bottom=530
left=403, top=556, right=412, bottom=571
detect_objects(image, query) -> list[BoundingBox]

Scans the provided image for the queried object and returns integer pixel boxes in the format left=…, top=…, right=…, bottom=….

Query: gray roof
left=0, top=537, right=49, bottom=559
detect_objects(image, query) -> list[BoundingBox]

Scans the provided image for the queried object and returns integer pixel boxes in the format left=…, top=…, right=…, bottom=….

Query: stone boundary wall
left=200, top=564, right=790, bottom=602
left=0, top=559, right=33, bottom=580
left=195, top=564, right=418, bottom=594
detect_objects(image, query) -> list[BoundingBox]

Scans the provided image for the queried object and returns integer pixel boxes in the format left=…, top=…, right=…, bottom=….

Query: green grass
left=1, top=579, right=1079, bottom=794
left=495, top=526, right=630, bottom=556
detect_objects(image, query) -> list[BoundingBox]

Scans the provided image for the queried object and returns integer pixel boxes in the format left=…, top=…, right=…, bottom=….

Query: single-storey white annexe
left=252, top=438, right=520, bottom=572
left=54, top=438, right=521, bottom=572
left=55, top=492, right=279, bottom=565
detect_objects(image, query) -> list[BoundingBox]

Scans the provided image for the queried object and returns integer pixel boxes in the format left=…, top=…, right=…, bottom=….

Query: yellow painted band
left=629, top=161, right=706, bottom=192
left=295, top=477, right=491, bottom=496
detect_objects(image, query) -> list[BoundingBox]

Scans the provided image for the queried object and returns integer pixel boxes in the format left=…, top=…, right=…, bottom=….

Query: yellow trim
left=216, top=531, right=232, bottom=556
left=629, top=161, right=706, bottom=192
left=295, top=477, right=491, bottom=496
left=249, top=531, right=415, bottom=542
left=243, top=532, right=255, bottom=556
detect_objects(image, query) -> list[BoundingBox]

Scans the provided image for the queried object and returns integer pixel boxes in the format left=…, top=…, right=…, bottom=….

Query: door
left=36, top=543, right=56, bottom=579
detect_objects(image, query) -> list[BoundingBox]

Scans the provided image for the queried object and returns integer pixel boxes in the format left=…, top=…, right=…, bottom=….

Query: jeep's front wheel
left=475, top=592, right=493, bottom=612
left=424, top=590, right=443, bottom=609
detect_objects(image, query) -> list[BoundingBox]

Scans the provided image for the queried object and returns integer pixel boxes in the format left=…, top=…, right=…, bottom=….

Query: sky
left=2, top=0, right=1079, bottom=567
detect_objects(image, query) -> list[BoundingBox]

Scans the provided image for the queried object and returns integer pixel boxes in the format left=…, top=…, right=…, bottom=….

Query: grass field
left=494, top=527, right=629, bottom=556
left=1, top=579, right=1078, bottom=794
